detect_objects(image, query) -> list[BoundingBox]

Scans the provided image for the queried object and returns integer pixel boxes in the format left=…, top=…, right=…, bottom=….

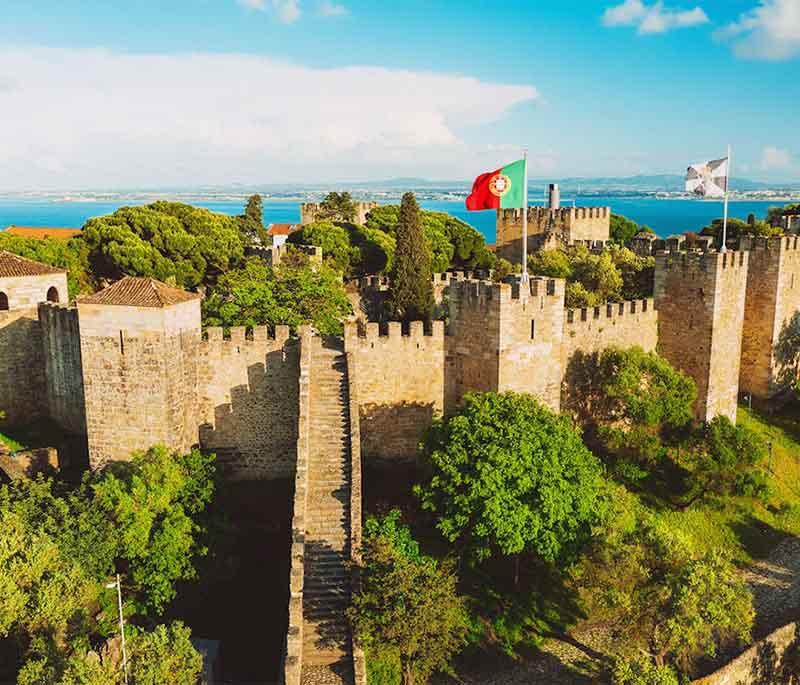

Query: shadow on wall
left=359, top=402, right=436, bottom=462
left=560, top=350, right=607, bottom=424
left=199, top=352, right=298, bottom=479
left=775, top=312, right=800, bottom=394
left=0, top=314, right=45, bottom=426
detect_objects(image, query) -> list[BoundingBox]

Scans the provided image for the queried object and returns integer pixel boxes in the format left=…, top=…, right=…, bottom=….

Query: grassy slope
left=660, top=403, right=800, bottom=564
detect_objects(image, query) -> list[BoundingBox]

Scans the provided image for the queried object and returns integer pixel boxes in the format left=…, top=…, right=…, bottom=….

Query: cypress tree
left=390, top=192, right=433, bottom=322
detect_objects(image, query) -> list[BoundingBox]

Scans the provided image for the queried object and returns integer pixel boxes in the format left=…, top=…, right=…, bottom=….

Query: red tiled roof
left=79, top=276, right=201, bottom=308
left=3, top=226, right=82, bottom=240
left=0, top=251, right=67, bottom=278
left=268, top=223, right=298, bottom=236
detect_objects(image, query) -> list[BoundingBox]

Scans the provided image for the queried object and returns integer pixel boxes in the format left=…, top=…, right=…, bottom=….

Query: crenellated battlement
left=344, top=320, right=444, bottom=350
left=655, top=249, right=748, bottom=275
left=449, top=276, right=564, bottom=308
left=741, top=234, right=800, bottom=253
left=202, top=325, right=291, bottom=350
left=564, top=298, right=656, bottom=326
left=497, top=206, right=611, bottom=223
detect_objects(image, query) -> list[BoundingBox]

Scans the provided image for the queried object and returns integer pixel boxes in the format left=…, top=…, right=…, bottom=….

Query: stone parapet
left=283, top=327, right=312, bottom=685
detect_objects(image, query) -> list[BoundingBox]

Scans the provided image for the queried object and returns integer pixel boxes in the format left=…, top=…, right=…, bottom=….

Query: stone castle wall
left=496, top=207, right=610, bottom=262
left=740, top=235, right=800, bottom=398
left=655, top=250, right=749, bottom=422
left=0, top=307, right=45, bottom=426
left=38, top=303, right=86, bottom=435
left=345, top=321, right=445, bottom=461
left=198, top=326, right=299, bottom=479
left=300, top=201, right=379, bottom=226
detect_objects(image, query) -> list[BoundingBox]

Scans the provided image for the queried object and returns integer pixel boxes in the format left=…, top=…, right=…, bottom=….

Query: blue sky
left=0, top=0, right=798, bottom=188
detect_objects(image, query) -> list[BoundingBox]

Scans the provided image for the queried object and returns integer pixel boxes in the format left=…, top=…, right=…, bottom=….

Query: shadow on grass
left=729, top=512, right=790, bottom=561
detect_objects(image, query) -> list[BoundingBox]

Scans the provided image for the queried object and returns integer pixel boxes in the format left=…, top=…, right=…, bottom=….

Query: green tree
left=575, top=497, right=753, bottom=674
left=91, top=445, right=215, bottom=614
left=82, top=202, right=244, bottom=288
left=287, top=221, right=353, bottom=274
left=0, top=233, right=94, bottom=297
left=610, top=214, right=653, bottom=246
left=237, top=194, right=269, bottom=247
left=701, top=216, right=782, bottom=244
left=316, top=191, right=358, bottom=223
left=365, top=205, right=494, bottom=272
left=592, top=347, right=696, bottom=476
left=416, top=392, right=608, bottom=566
left=389, top=192, right=434, bottom=322
left=350, top=511, right=469, bottom=685
left=202, top=254, right=352, bottom=335
left=0, top=446, right=214, bottom=682
left=529, top=249, right=572, bottom=279
left=680, top=416, right=768, bottom=505
left=612, top=657, right=678, bottom=685
left=775, top=312, right=800, bottom=397
left=766, top=203, right=800, bottom=228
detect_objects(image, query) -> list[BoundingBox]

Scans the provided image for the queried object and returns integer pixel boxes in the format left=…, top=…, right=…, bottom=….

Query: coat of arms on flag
left=685, top=157, right=729, bottom=198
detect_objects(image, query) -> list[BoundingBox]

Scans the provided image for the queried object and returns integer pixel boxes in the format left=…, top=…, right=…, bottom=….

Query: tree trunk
left=401, top=658, right=414, bottom=685
left=514, top=554, right=520, bottom=588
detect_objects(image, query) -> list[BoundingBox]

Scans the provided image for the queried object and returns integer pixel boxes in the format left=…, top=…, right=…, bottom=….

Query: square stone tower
left=0, top=251, right=68, bottom=426
left=654, top=249, right=749, bottom=422
left=446, top=276, right=566, bottom=412
left=77, top=277, right=202, bottom=468
left=740, top=235, right=800, bottom=398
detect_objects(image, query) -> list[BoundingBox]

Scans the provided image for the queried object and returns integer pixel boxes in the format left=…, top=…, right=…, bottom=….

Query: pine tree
left=390, top=192, right=433, bottom=322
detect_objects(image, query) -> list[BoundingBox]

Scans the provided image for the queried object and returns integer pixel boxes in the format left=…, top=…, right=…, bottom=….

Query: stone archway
left=0, top=291, right=8, bottom=310
left=46, top=286, right=59, bottom=303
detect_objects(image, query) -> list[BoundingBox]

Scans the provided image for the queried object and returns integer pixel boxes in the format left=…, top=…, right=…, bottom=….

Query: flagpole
left=521, top=148, right=529, bottom=285
left=721, top=143, right=731, bottom=253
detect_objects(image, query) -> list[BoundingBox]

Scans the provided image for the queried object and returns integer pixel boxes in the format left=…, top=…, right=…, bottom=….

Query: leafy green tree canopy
left=389, top=192, right=434, bottom=322
left=82, top=202, right=244, bottom=288
left=202, top=254, right=352, bottom=336
left=610, top=214, right=654, bottom=246
left=350, top=510, right=469, bottom=685
left=0, top=233, right=93, bottom=297
left=417, top=392, right=609, bottom=564
left=237, top=194, right=269, bottom=247
left=315, top=191, right=358, bottom=223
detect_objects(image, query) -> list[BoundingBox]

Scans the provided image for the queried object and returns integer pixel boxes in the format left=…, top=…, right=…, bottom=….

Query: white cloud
left=761, top=145, right=795, bottom=171
left=603, top=0, right=709, bottom=34
left=715, top=0, right=800, bottom=60
left=0, top=47, right=538, bottom=189
left=317, top=1, right=348, bottom=17
left=238, top=0, right=301, bottom=24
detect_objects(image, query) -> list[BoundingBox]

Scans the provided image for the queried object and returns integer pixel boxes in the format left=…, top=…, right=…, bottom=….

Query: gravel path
left=743, top=536, right=800, bottom=638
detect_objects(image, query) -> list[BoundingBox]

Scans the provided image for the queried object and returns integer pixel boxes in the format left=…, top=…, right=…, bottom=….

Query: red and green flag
left=465, top=158, right=526, bottom=211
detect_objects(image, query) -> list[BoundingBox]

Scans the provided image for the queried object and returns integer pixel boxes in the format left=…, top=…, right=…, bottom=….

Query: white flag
left=685, top=157, right=729, bottom=198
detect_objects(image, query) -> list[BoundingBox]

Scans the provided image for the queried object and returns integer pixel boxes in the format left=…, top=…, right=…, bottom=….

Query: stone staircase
left=300, top=337, right=355, bottom=685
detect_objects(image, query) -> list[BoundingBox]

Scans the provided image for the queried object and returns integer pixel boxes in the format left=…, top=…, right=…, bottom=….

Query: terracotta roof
left=3, top=226, right=82, bottom=240
left=79, top=276, right=201, bottom=308
left=268, top=223, right=298, bottom=236
left=0, top=251, right=67, bottom=278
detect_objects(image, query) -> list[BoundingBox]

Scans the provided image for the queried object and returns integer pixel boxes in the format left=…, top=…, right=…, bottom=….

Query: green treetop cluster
left=529, top=244, right=655, bottom=308
left=0, top=445, right=214, bottom=684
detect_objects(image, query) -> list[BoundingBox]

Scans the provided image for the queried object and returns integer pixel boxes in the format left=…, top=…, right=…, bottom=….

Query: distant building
left=783, top=209, right=800, bottom=233
left=3, top=226, right=82, bottom=240
left=267, top=223, right=300, bottom=248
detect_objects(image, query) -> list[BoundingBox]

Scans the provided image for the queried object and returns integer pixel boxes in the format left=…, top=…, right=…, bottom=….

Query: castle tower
left=654, top=249, right=749, bottom=422
left=0, top=251, right=68, bottom=426
left=446, top=276, right=565, bottom=412
left=740, top=235, right=800, bottom=398
left=77, top=277, right=202, bottom=468
left=495, top=206, right=611, bottom=263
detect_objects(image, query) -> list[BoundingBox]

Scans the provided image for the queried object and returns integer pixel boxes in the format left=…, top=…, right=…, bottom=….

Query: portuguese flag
left=466, top=158, right=526, bottom=211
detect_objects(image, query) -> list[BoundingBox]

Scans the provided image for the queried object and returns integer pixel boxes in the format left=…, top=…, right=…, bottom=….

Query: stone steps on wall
left=301, top=337, right=355, bottom=685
